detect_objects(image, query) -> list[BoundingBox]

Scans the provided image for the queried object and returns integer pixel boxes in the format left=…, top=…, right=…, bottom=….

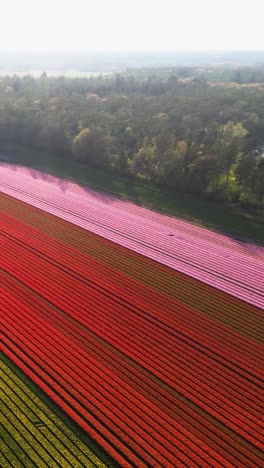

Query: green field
left=2, top=144, right=264, bottom=244
left=0, top=353, right=116, bottom=467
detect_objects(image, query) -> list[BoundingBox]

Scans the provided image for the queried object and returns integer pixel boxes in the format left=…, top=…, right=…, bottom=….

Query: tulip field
left=0, top=166, right=264, bottom=467
left=0, top=354, right=109, bottom=467
left=0, top=165, right=263, bottom=309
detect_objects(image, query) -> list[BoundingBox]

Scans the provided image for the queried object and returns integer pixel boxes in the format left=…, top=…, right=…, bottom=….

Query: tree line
left=0, top=69, right=264, bottom=206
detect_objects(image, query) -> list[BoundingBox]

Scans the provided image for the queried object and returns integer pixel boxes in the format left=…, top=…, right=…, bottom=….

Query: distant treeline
left=0, top=68, right=264, bottom=206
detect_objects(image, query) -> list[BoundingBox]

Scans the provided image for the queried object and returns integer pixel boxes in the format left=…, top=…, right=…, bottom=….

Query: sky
left=0, top=0, right=263, bottom=52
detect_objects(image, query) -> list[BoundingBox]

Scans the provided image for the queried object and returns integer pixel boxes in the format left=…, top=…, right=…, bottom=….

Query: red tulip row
left=1, top=201, right=262, bottom=406
left=1, top=192, right=263, bottom=343
left=1, top=206, right=263, bottom=367
left=1, top=217, right=263, bottom=391
left=1, top=197, right=263, bottom=467
left=1, top=278, right=262, bottom=468
left=0, top=165, right=263, bottom=309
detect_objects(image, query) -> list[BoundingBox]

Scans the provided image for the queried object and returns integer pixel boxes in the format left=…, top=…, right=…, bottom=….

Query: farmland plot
left=0, top=192, right=263, bottom=467
left=0, top=355, right=111, bottom=467
left=0, top=164, right=263, bottom=308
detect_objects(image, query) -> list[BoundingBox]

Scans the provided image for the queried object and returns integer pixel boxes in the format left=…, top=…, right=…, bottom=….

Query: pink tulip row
left=1, top=164, right=263, bottom=309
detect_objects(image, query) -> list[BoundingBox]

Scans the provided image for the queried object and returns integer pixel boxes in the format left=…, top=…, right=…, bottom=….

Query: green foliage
left=236, top=149, right=264, bottom=206
left=72, top=127, right=108, bottom=166
left=187, top=155, right=218, bottom=194
left=0, top=68, right=264, bottom=207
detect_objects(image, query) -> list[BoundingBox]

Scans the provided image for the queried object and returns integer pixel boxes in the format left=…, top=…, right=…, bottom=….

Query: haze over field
left=0, top=0, right=264, bottom=224
left=0, top=0, right=263, bottom=53
left=0, top=0, right=263, bottom=73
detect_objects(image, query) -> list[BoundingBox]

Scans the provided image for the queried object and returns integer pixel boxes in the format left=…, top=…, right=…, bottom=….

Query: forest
left=0, top=67, right=264, bottom=207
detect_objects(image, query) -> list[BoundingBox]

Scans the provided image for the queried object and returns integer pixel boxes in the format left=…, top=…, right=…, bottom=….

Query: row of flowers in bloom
left=0, top=192, right=263, bottom=467
left=0, top=164, right=263, bottom=309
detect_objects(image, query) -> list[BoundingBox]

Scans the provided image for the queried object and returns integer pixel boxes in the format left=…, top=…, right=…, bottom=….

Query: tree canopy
left=0, top=67, right=264, bottom=207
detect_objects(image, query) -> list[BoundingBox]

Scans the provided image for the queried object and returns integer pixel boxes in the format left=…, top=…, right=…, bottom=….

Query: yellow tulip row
left=0, top=359, right=109, bottom=467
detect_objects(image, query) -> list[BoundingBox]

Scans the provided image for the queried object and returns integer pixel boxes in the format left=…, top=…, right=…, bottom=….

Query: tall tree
left=72, top=127, right=107, bottom=166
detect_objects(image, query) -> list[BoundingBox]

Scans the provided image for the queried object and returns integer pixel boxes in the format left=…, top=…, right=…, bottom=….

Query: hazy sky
left=1, top=0, right=263, bottom=52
